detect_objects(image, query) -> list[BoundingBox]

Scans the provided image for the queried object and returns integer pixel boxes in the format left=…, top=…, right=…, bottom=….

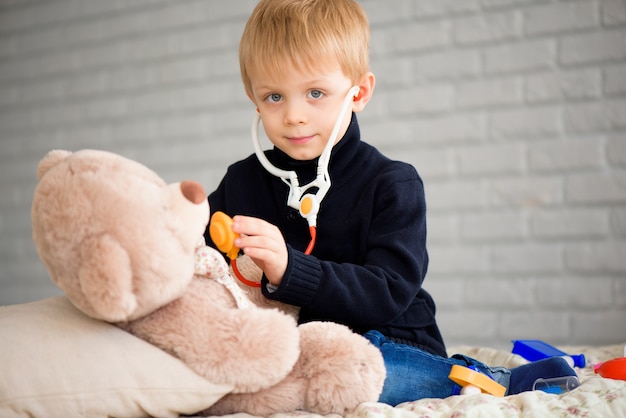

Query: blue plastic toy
left=512, top=339, right=586, bottom=368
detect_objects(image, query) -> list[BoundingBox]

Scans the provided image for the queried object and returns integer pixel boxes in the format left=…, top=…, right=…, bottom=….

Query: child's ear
left=352, top=72, right=376, bottom=112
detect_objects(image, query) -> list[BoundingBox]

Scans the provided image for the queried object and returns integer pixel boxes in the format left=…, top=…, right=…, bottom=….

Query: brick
left=108, top=66, right=158, bottom=93
left=0, top=36, right=16, bottom=59
left=526, top=69, right=602, bottom=103
left=464, top=279, right=534, bottom=308
left=491, top=243, right=563, bottom=273
left=426, top=277, right=465, bottom=308
left=454, top=10, right=521, bottom=45
left=86, top=97, right=129, bottom=121
left=130, top=90, right=177, bottom=115
left=182, top=80, right=248, bottom=110
left=616, top=279, right=626, bottom=307
left=357, top=119, right=413, bottom=148
left=146, top=2, right=208, bottom=32
left=572, top=311, right=626, bottom=344
left=490, top=106, right=560, bottom=139
left=157, top=57, right=206, bottom=84
left=531, top=208, right=610, bottom=239
left=388, top=84, right=454, bottom=115
left=414, top=49, right=482, bottom=80
left=604, top=64, right=626, bottom=96
left=411, top=148, right=454, bottom=180
left=0, top=5, right=30, bottom=33
left=35, top=50, right=81, bottom=79
left=176, top=25, right=236, bottom=54
left=427, top=213, right=458, bottom=244
left=560, top=29, right=626, bottom=65
left=529, top=139, right=603, bottom=172
left=566, top=171, right=626, bottom=204
left=370, top=57, right=413, bottom=87
left=461, top=211, right=526, bottom=241
left=0, top=84, right=18, bottom=107
left=607, top=135, right=626, bottom=166
left=206, top=51, right=240, bottom=79
left=428, top=244, right=490, bottom=274
left=456, top=77, right=523, bottom=109
left=426, top=179, right=485, bottom=210
left=482, top=0, right=551, bottom=9
left=456, top=143, right=525, bottom=175
left=412, top=0, right=481, bottom=17
left=384, top=21, right=450, bottom=53
left=436, top=310, right=498, bottom=344
left=359, top=0, right=413, bottom=25
left=409, top=113, right=487, bottom=144
left=535, top=277, right=614, bottom=309
left=524, top=2, right=599, bottom=35
left=563, top=100, right=626, bottom=133
left=488, top=177, right=563, bottom=208
left=78, top=42, right=129, bottom=70
left=111, top=119, right=157, bottom=143
left=566, top=241, right=626, bottom=273
left=601, top=0, right=626, bottom=26
left=158, top=113, right=210, bottom=138
left=19, top=26, right=64, bottom=54
left=485, top=40, right=556, bottom=74
left=611, top=208, right=626, bottom=236
left=498, top=311, right=570, bottom=342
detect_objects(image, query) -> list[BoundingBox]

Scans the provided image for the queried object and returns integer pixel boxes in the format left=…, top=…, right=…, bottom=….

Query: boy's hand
left=232, top=215, right=287, bottom=286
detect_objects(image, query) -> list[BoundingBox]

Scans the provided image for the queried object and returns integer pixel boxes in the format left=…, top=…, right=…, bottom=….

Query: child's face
left=248, top=63, right=356, bottom=161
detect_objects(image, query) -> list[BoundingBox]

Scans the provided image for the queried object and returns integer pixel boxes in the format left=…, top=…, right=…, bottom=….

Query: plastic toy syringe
left=512, top=340, right=586, bottom=368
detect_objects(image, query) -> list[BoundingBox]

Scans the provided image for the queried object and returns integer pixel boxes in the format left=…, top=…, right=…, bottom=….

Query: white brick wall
left=1, top=0, right=624, bottom=349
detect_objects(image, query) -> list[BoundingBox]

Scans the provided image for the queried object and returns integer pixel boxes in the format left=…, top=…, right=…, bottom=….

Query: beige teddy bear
left=31, top=149, right=385, bottom=416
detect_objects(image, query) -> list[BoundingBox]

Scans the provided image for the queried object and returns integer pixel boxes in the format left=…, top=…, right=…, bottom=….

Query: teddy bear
left=31, top=149, right=386, bottom=416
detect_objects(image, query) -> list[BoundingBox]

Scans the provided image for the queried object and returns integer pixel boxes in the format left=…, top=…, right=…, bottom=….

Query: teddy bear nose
left=180, top=180, right=206, bottom=204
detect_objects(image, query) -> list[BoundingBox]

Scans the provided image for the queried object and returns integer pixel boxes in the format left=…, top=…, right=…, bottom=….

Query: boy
left=205, top=0, right=576, bottom=405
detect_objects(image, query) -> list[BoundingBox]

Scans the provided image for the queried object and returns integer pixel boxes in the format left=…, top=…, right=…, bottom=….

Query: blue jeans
left=364, top=330, right=511, bottom=406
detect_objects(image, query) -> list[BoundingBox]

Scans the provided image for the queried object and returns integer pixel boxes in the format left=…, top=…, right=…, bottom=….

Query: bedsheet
left=203, top=342, right=626, bottom=418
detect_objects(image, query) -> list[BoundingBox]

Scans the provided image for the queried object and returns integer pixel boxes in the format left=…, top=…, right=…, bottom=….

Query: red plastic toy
left=594, top=357, right=626, bottom=381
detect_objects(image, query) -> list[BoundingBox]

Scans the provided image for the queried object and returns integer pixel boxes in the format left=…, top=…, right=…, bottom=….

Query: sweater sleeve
left=262, top=164, right=430, bottom=332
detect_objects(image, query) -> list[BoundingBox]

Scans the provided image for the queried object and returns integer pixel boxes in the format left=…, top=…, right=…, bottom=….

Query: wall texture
left=1, top=0, right=624, bottom=349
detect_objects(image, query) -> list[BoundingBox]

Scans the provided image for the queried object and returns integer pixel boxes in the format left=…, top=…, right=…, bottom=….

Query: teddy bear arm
left=120, top=278, right=302, bottom=392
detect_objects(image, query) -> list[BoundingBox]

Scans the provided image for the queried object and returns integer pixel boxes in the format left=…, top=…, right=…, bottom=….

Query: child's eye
left=266, top=93, right=282, bottom=103
left=308, top=90, right=324, bottom=99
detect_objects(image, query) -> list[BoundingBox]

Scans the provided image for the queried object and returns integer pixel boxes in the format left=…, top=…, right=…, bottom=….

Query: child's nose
left=283, top=100, right=307, bottom=125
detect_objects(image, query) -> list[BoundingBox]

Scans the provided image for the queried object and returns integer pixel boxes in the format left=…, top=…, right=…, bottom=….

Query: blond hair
left=239, top=0, right=370, bottom=96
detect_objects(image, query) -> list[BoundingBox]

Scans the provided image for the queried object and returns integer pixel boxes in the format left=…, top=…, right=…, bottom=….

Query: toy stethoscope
left=210, top=85, right=360, bottom=286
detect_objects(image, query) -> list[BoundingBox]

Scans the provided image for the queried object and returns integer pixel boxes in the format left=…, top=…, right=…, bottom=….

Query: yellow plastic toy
left=448, top=365, right=506, bottom=397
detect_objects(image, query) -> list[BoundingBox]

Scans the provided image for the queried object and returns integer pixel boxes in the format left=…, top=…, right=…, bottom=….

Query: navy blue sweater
left=206, top=114, right=446, bottom=357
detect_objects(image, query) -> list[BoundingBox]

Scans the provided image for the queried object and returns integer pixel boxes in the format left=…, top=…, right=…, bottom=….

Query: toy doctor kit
left=211, top=86, right=361, bottom=285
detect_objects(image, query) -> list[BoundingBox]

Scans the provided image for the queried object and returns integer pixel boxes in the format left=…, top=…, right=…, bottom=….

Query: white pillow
left=0, top=297, right=233, bottom=418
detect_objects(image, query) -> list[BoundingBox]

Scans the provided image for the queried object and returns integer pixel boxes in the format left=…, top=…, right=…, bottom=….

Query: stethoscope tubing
left=250, top=85, right=360, bottom=220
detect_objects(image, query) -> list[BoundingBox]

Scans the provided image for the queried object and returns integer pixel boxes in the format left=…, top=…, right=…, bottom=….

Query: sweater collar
left=269, top=113, right=361, bottom=185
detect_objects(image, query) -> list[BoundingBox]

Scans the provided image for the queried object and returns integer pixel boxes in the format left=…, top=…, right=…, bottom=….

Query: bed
left=204, top=343, right=626, bottom=418
left=1, top=297, right=625, bottom=418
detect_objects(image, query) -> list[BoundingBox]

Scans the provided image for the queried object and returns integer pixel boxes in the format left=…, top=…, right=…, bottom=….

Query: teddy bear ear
left=37, top=149, right=72, bottom=180
left=76, top=233, right=138, bottom=322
